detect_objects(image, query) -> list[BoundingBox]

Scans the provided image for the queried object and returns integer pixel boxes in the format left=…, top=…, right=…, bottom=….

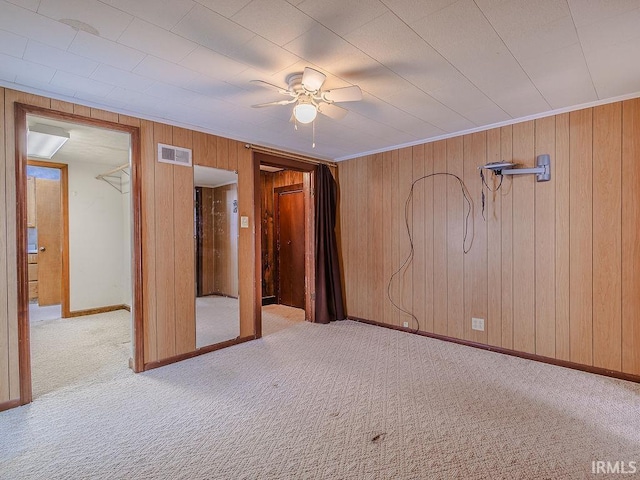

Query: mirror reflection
left=194, top=166, right=239, bottom=348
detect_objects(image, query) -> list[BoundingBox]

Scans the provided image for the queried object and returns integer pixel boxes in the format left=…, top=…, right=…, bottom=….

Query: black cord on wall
left=387, top=172, right=474, bottom=333
left=479, top=169, right=504, bottom=221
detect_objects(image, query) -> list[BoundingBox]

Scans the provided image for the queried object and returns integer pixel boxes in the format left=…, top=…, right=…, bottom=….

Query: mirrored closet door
left=194, top=165, right=240, bottom=348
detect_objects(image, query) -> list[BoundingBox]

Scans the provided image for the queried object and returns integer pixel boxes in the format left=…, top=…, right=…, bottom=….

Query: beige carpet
left=2, top=317, right=639, bottom=479
left=262, top=304, right=305, bottom=336
left=31, top=305, right=303, bottom=398
left=30, top=309, right=132, bottom=399
left=196, top=296, right=240, bottom=348
left=28, top=302, right=62, bottom=323
left=196, top=298, right=305, bottom=347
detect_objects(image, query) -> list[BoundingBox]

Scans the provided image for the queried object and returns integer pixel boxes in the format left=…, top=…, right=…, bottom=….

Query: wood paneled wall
left=213, top=184, right=239, bottom=297
left=197, top=183, right=241, bottom=300
left=191, top=129, right=257, bottom=339
left=0, top=87, right=258, bottom=407
left=339, top=98, right=640, bottom=376
left=260, top=170, right=304, bottom=298
left=142, top=121, right=197, bottom=360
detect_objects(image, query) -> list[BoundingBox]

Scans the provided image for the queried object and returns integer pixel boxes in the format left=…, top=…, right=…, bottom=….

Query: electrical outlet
left=403, top=322, right=409, bottom=328
left=472, top=317, right=485, bottom=331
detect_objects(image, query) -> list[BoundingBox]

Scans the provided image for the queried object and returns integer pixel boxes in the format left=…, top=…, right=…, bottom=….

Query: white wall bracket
left=480, top=154, right=551, bottom=182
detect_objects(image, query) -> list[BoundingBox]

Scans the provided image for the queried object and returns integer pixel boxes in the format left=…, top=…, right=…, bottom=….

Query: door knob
left=39, top=246, right=46, bottom=252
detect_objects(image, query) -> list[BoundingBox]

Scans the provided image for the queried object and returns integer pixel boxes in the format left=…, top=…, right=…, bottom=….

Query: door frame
left=274, top=183, right=304, bottom=307
left=27, top=159, right=69, bottom=315
left=255, top=152, right=316, bottom=325
left=14, top=103, right=144, bottom=405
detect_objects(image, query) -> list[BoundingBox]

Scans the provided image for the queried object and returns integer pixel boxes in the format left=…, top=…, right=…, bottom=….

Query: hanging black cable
left=387, top=172, right=474, bottom=333
left=479, top=169, right=503, bottom=221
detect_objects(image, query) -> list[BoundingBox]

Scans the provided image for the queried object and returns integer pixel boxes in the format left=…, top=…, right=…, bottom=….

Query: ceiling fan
left=251, top=67, right=362, bottom=125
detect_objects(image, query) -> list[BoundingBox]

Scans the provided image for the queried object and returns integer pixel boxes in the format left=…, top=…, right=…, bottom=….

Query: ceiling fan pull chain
left=312, top=120, right=316, bottom=149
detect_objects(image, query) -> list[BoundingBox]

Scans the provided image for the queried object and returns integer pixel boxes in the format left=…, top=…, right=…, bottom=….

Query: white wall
left=67, top=160, right=130, bottom=311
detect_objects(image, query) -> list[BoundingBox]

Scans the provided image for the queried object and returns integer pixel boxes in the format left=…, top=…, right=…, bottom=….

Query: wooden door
left=213, top=184, right=239, bottom=297
left=275, top=185, right=305, bottom=308
left=35, top=177, right=62, bottom=306
left=27, top=176, right=37, bottom=227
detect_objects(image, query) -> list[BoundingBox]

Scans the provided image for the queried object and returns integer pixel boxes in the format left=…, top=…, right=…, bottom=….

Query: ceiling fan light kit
left=293, top=98, right=317, bottom=124
left=252, top=67, right=362, bottom=132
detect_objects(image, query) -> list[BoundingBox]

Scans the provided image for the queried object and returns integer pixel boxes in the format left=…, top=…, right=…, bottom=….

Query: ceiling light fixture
left=293, top=97, right=317, bottom=124
left=27, top=124, right=70, bottom=159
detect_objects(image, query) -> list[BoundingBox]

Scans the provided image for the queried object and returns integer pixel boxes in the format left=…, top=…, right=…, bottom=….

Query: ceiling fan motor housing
left=286, top=73, right=306, bottom=94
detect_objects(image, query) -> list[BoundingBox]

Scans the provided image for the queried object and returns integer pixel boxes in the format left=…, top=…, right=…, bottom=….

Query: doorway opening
left=257, top=152, right=316, bottom=335
left=16, top=104, right=142, bottom=404
left=26, top=161, right=66, bottom=323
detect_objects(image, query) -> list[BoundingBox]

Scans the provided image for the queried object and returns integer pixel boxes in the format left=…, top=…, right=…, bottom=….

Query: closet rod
left=96, top=163, right=129, bottom=179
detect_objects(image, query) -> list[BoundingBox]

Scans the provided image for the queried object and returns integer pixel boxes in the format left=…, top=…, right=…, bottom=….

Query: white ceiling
left=194, top=164, right=237, bottom=187
left=27, top=114, right=130, bottom=165
left=3, top=0, right=640, bottom=161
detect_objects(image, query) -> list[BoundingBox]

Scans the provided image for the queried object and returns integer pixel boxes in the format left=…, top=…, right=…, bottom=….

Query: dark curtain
left=314, top=164, right=345, bottom=323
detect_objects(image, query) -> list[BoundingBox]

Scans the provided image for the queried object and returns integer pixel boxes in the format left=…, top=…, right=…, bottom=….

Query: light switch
left=241, top=216, right=249, bottom=228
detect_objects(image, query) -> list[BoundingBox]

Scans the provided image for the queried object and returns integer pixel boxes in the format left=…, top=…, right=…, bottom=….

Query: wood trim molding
left=17, top=103, right=139, bottom=135
left=60, top=163, right=71, bottom=318
left=14, top=102, right=145, bottom=405
left=256, top=151, right=318, bottom=331
left=252, top=154, right=262, bottom=339
left=0, top=399, right=21, bottom=412
left=273, top=183, right=304, bottom=308
left=129, top=125, right=144, bottom=373
left=15, top=104, right=32, bottom=404
left=274, top=183, right=304, bottom=194
left=349, top=315, right=640, bottom=384
left=144, top=335, right=255, bottom=370
left=262, top=296, right=276, bottom=306
left=303, top=171, right=315, bottom=323
left=65, top=304, right=130, bottom=318
left=250, top=146, right=336, bottom=168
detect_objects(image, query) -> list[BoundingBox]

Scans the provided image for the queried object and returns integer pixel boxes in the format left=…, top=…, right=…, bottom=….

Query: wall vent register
left=158, top=143, right=192, bottom=167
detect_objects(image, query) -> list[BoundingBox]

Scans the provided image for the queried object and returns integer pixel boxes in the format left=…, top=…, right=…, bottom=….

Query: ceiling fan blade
left=251, top=99, right=296, bottom=108
left=317, top=102, right=348, bottom=120
left=250, top=79, right=290, bottom=95
left=301, top=67, right=326, bottom=92
left=323, top=85, right=362, bottom=103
